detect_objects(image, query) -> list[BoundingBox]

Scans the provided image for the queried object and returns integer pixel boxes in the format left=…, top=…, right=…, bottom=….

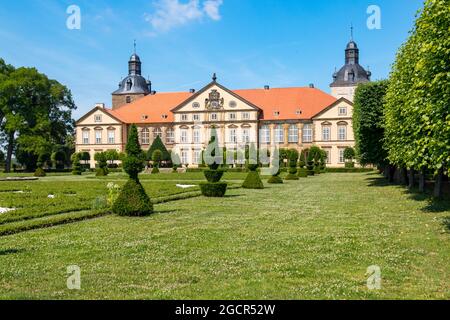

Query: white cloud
left=145, top=0, right=223, bottom=33
left=203, top=0, right=223, bottom=21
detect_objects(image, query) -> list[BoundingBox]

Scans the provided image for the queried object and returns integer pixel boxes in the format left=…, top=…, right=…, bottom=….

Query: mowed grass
left=0, top=172, right=449, bottom=299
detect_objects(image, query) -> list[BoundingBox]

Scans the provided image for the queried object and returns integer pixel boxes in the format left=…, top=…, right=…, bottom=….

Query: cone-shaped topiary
left=242, top=143, right=264, bottom=189
left=151, top=149, right=162, bottom=174
left=114, top=124, right=153, bottom=216
left=112, top=179, right=153, bottom=216
left=285, top=149, right=299, bottom=180
left=147, top=136, right=171, bottom=162
left=268, top=147, right=283, bottom=184
left=298, top=151, right=308, bottom=178
left=200, top=127, right=227, bottom=197
left=72, top=153, right=82, bottom=175
left=95, top=152, right=109, bottom=176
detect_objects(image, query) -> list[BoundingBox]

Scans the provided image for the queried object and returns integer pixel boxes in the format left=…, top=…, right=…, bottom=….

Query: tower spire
left=350, top=23, right=354, bottom=41
left=133, top=39, right=136, bottom=54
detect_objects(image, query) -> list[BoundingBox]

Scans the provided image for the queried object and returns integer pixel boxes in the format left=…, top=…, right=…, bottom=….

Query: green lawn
left=0, top=172, right=448, bottom=299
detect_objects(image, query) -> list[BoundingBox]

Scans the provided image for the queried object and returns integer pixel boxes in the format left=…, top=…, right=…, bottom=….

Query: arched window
left=274, top=125, right=284, bottom=144
left=260, top=125, right=270, bottom=144
left=322, top=125, right=331, bottom=141
left=141, top=128, right=150, bottom=145
left=153, top=128, right=162, bottom=139
left=126, top=96, right=131, bottom=104
left=126, top=79, right=132, bottom=90
left=288, top=125, right=299, bottom=143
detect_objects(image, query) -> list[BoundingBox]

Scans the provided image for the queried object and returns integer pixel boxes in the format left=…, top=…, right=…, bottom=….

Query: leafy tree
left=52, top=150, right=66, bottom=170
left=147, top=135, right=170, bottom=163
left=34, top=153, right=47, bottom=177
left=344, top=147, right=356, bottom=162
left=0, top=150, right=4, bottom=167
left=385, top=0, right=449, bottom=197
left=94, top=152, right=109, bottom=176
left=0, top=64, right=75, bottom=172
left=105, top=149, right=119, bottom=167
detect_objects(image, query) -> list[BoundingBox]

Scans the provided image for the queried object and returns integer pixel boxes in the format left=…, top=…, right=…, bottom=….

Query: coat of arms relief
left=205, top=89, right=224, bottom=110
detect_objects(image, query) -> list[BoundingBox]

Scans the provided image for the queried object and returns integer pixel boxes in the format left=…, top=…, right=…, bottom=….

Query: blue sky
left=0, top=0, right=423, bottom=119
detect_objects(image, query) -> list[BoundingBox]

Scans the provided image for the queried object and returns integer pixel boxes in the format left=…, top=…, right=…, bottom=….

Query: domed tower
left=330, top=34, right=371, bottom=102
left=112, top=43, right=152, bottom=109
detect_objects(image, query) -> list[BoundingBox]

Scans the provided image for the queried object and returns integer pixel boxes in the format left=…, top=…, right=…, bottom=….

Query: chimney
left=190, top=89, right=196, bottom=94
left=309, top=83, right=315, bottom=88
left=95, top=103, right=105, bottom=109
left=264, top=85, right=270, bottom=90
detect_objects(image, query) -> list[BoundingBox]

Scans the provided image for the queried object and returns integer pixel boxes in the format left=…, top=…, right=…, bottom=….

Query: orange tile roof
left=106, top=92, right=193, bottom=124
left=235, top=87, right=337, bottom=121
left=104, top=87, right=336, bottom=124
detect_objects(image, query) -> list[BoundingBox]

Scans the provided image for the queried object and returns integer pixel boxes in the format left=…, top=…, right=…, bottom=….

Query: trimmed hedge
left=34, top=167, right=46, bottom=177
left=204, top=170, right=225, bottom=183
left=285, top=173, right=299, bottom=180
left=112, top=179, right=153, bottom=216
left=242, top=171, right=264, bottom=189
left=298, top=168, right=308, bottom=178
left=325, top=168, right=376, bottom=173
left=268, top=175, right=283, bottom=184
left=151, top=166, right=160, bottom=174
left=199, top=182, right=228, bottom=197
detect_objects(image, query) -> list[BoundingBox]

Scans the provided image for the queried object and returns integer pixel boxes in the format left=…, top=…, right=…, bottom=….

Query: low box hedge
left=199, top=182, right=228, bottom=197
left=325, top=168, right=376, bottom=173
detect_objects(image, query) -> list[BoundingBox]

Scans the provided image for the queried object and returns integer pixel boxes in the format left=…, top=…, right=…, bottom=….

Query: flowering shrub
left=107, top=182, right=120, bottom=207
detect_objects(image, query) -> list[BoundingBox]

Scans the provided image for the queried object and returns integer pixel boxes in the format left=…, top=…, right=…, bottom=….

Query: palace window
left=82, top=130, right=90, bottom=144
left=95, top=130, right=102, bottom=144
left=338, top=106, right=347, bottom=116
left=242, top=112, right=250, bottom=120
left=126, top=96, right=131, bottom=104
left=303, top=124, right=312, bottom=143
left=338, top=124, right=347, bottom=141
left=339, top=149, right=345, bottom=163
left=141, top=128, right=150, bottom=145
left=242, top=129, right=250, bottom=143
left=193, top=128, right=201, bottom=143
left=94, top=115, right=102, bottom=123
left=193, top=150, right=201, bottom=164
left=181, top=114, right=188, bottom=121
left=153, top=128, right=162, bottom=139
left=274, top=125, right=284, bottom=144
left=322, top=125, right=331, bottom=141
left=288, top=125, right=299, bottom=143
left=181, top=151, right=189, bottom=164
left=324, top=149, right=331, bottom=164
left=193, top=114, right=200, bottom=121
left=229, top=113, right=237, bottom=120
left=229, top=128, right=237, bottom=143
left=107, top=130, right=115, bottom=144
left=181, top=129, right=188, bottom=143
left=260, top=125, right=270, bottom=144
left=166, top=128, right=175, bottom=144
left=210, top=113, right=218, bottom=121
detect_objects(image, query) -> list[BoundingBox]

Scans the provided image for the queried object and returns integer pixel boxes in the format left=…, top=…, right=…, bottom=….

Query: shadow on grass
left=0, top=248, right=24, bottom=256
left=154, top=209, right=178, bottom=215
left=366, top=174, right=450, bottom=213
left=443, top=217, right=450, bottom=231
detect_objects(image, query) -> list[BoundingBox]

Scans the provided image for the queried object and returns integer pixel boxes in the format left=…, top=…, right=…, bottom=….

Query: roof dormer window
left=274, top=111, right=280, bottom=117
left=142, top=115, right=149, bottom=121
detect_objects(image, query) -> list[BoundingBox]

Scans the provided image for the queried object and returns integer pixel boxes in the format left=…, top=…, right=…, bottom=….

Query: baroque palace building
left=76, top=39, right=371, bottom=167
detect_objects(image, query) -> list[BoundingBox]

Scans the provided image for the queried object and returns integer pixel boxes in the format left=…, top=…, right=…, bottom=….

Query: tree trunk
left=418, top=169, right=426, bottom=193
left=400, top=168, right=408, bottom=186
left=433, top=168, right=444, bottom=199
left=4, top=131, right=14, bottom=173
left=388, top=165, right=395, bottom=183
left=408, top=169, right=415, bottom=190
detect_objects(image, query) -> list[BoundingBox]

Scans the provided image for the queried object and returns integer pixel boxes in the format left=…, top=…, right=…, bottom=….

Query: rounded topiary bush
left=268, top=175, right=283, bottom=184
left=112, top=179, right=153, bottom=216
left=199, top=182, right=228, bottom=197
left=242, top=171, right=264, bottom=189
left=204, top=170, right=224, bottom=183
left=96, top=167, right=108, bottom=176
left=314, top=165, right=321, bottom=175
left=34, top=167, right=46, bottom=177
left=285, top=173, right=299, bottom=180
